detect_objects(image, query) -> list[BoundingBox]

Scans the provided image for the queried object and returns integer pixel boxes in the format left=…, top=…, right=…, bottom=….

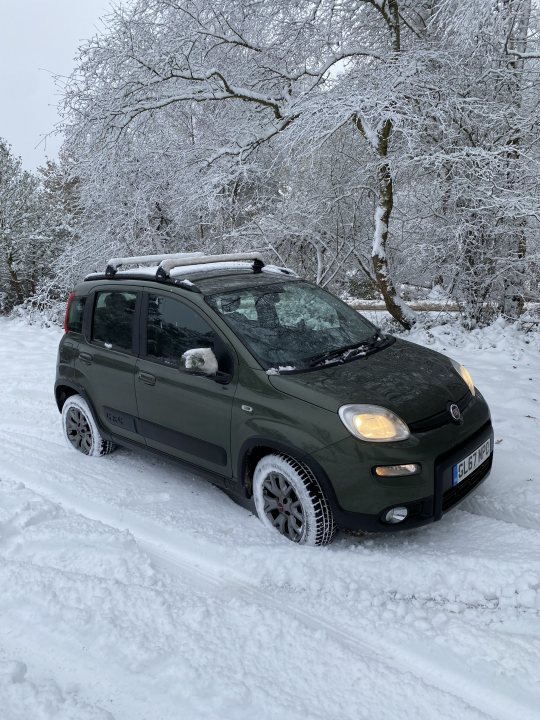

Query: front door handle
left=79, top=351, right=93, bottom=364
left=138, top=372, right=156, bottom=386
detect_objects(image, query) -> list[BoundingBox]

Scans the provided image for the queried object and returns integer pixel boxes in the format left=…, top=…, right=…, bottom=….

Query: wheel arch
left=55, top=382, right=80, bottom=412
left=54, top=382, right=107, bottom=438
left=237, top=437, right=341, bottom=513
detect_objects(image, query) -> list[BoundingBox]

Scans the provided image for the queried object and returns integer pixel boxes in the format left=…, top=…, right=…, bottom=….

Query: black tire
left=253, top=453, right=336, bottom=545
left=61, top=395, right=114, bottom=457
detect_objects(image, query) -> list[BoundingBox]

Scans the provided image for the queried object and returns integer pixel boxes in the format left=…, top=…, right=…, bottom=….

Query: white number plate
left=452, top=439, right=491, bottom=486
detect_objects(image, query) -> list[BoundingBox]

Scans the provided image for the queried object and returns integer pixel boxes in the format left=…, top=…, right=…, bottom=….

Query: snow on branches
left=55, top=0, right=540, bottom=326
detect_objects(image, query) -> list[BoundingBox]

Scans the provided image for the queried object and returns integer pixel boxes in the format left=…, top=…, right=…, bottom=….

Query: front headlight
left=338, top=404, right=410, bottom=442
left=450, top=359, right=475, bottom=396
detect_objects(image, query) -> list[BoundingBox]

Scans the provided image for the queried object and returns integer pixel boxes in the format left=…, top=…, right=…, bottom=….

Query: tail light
left=64, top=291, right=75, bottom=333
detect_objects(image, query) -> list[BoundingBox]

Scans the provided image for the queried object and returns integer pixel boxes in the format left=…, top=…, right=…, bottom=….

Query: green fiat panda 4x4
left=56, top=252, right=493, bottom=545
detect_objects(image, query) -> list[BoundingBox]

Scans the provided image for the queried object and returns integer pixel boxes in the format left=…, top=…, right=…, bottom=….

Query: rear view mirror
left=181, top=348, right=219, bottom=376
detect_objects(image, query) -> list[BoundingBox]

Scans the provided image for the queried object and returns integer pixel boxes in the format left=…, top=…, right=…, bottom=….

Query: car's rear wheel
left=253, top=453, right=336, bottom=545
left=61, top=395, right=114, bottom=457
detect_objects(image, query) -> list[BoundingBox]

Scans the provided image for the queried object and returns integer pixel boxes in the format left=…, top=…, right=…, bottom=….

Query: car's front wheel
left=253, top=453, right=336, bottom=545
left=61, top=394, right=114, bottom=457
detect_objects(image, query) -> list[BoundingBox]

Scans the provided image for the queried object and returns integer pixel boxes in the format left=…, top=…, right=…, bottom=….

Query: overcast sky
left=0, top=0, right=112, bottom=170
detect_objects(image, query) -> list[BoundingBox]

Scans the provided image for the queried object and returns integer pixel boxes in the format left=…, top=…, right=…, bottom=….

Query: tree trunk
left=355, top=111, right=416, bottom=329
left=372, top=147, right=416, bottom=330
left=353, top=0, right=415, bottom=329
left=502, top=0, right=532, bottom=317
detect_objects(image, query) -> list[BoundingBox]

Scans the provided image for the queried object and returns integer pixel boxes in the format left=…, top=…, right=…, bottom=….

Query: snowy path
left=0, top=318, right=539, bottom=719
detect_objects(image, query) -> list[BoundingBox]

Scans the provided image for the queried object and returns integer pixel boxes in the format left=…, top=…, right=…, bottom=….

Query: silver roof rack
left=94, top=251, right=306, bottom=287
left=105, top=252, right=204, bottom=278
left=156, top=252, right=265, bottom=279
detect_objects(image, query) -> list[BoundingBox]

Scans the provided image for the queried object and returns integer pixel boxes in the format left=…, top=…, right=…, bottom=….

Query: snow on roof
left=107, top=251, right=204, bottom=272
left=170, top=261, right=254, bottom=276
left=86, top=261, right=297, bottom=282
left=118, top=267, right=160, bottom=277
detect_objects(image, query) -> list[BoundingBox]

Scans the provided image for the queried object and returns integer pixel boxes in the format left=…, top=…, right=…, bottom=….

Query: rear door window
left=146, top=294, right=217, bottom=368
left=92, top=290, right=137, bottom=352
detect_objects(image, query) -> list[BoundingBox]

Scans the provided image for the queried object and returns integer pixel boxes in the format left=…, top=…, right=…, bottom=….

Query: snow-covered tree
left=28, top=155, right=82, bottom=311
left=417, top=0, right=540, bottom=324
left=58, top=0, right=540, bottom=326
left=0, top=140, right=41, bottom=312
left=63, top=0, right=453, bottom=327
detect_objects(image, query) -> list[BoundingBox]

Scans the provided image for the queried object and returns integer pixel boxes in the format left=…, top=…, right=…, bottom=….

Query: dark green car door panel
left=135, top=359, right=235, bottom=474
left=76, top=347, right=140, bottom=441
left=135, top=292, right=236, bottom=476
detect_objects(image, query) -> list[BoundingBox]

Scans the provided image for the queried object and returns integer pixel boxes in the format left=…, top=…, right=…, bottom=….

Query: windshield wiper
left=307, top=334, right=382, bottom=368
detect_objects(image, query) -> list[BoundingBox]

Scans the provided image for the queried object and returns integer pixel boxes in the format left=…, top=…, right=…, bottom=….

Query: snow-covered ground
left=0, top=317, right=539, bottom=720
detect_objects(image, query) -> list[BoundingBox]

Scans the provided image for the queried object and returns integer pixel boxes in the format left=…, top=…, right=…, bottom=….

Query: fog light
left=384, top=507, right=408, bottom=524
left=375, top=464, right=421, bottom=477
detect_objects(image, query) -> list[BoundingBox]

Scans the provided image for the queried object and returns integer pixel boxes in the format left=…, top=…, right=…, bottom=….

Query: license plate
left=452, top=439, right=491, bottom=486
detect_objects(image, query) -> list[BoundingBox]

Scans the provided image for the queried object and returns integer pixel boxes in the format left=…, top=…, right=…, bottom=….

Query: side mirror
left=181, top=347, right=219, bottom=376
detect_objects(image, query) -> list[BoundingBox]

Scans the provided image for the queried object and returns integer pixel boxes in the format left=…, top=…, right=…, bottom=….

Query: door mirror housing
left=181, top=347, right=219, bottom=376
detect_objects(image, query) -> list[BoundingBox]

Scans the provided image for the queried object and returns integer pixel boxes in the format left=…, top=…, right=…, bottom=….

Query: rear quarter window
left=67, top=296, right=86, bottom=333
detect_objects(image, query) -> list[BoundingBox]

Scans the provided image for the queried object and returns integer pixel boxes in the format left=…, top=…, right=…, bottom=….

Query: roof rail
left=156, top=252, right=265, bottom=279
left=105, top=252, right=204, bottom=278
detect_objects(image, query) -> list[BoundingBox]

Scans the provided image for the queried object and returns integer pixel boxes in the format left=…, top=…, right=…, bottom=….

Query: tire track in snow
left=140, top=537, right=540, bottom=720
left=3, top=424, right=540, bottom=556
left=1, top=448, right=539, bottom=720
left=463, top=493, right=540, bottom=533
left=0, top=465, right=494, bottom=720
left=3, top=427, right=540, bottom=610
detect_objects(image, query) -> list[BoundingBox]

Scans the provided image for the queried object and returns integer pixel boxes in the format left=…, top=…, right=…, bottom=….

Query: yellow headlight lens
left=450, top=358, right=475, bottom=396
left=459, top=365, right=475, bottom=396
left=339, top=404, right=410, bottom=442
left=353, top=413, right=398, bottom=440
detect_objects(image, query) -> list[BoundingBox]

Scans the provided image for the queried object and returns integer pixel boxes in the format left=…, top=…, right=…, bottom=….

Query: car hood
left=268, top=338, right=468, bottom=423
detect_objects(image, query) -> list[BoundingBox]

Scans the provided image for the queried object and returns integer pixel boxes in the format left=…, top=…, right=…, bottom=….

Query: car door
left=75, top=286, right=142, bottom=444
left=135, top=291, right=237, bottom=477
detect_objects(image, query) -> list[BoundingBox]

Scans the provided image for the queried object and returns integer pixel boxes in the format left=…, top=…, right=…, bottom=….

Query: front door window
left=146, top=294, right=217, bottom=368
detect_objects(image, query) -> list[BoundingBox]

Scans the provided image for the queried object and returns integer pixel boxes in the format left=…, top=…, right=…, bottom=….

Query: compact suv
left=55, top=252, right=493, bottom=545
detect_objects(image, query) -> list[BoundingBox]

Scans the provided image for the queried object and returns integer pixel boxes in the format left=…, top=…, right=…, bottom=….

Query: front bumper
left=333, top=421, right=493, bottom=532
left=309, top=392, right=494, bottom=533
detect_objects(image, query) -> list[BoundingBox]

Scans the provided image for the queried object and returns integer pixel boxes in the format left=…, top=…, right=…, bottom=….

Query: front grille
left=409, top=392, right=472, bottom=433
left=442, top=455, right=492, bottom=512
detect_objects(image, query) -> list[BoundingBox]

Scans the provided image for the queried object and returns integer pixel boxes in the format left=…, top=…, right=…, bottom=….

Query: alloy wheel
left=261, top=471, right=305, bottom=542
left=65, top=407, right=93, bottom=455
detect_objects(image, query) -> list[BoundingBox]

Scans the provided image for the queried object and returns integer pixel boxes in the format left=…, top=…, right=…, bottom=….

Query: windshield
left=205, top=280, right=378, bottom=371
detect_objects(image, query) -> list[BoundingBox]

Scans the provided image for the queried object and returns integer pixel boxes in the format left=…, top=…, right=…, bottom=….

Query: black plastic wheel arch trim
left=54, top=381, right=111, bottom=435
left=236, top=436, right=344, bottom=511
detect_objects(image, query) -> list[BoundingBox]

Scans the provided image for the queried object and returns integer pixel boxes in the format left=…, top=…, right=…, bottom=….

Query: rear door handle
left=138, top=372, right=156, bottom=386
left=79, top=351, right=93, bottom=364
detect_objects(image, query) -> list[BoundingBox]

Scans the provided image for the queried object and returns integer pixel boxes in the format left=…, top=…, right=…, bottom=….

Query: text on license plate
left=452, top=439, right=491, bottom=486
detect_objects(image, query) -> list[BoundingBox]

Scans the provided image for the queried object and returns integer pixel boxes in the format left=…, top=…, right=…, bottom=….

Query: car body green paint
left=56, top=270, right=493, bottom=533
